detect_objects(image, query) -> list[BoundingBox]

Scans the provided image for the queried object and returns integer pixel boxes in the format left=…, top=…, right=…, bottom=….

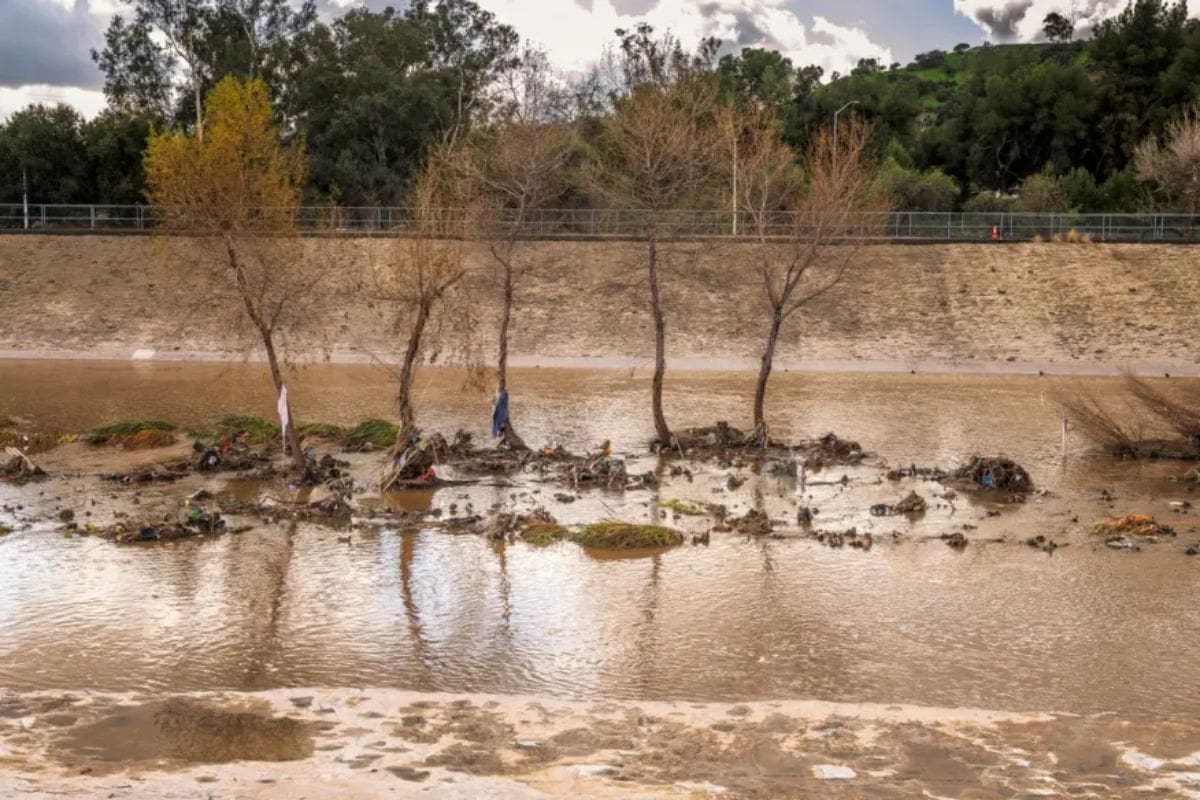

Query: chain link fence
left=4, top=204, right=1200, bottom=242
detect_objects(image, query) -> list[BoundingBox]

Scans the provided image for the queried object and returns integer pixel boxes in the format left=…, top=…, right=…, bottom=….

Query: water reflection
left=2, top=361, right=1200, bottom=716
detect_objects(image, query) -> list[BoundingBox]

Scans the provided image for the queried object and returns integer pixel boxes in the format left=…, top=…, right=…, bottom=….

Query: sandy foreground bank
left=2, top=236, right=1199, bottom=372
left=3, top=688, right=1199, bottom=799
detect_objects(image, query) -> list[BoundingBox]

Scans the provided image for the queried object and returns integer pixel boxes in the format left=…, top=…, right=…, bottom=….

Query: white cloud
left=954, top=0, right=1198, bottom=42
left=475, top=0, right=892, bottom=77
left=0, top=85, right=108, bottom=121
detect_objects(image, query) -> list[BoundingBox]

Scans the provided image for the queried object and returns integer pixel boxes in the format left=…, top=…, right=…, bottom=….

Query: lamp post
left=832, top=100, right=860, bottom=173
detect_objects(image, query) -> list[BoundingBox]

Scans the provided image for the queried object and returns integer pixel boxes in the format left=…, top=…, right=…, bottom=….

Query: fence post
left=90, top=205, right=95, bottom=231
left=41, top=205, right=46, bottom=228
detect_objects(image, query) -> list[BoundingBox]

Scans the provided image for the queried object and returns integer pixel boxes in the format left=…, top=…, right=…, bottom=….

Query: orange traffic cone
left=991, top=225, right=999, bottom=240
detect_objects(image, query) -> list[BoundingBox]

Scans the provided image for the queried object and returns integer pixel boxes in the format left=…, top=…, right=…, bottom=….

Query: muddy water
left=2, top=360, right=1200, bottom=718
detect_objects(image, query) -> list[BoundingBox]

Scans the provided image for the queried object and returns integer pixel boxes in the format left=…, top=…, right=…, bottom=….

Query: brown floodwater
left=2, top=359, right=1200, bottom=718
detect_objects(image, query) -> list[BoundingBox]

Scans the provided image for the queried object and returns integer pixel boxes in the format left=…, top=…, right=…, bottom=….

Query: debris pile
left=712, top=509, right=773, bottom=536
left=558, top=456, right=629, bottom=489
left=893, top=491, right=928, bottom=514
left=1, top=447, right=47, bottom=486
left=952, top=456, right=1033, bottom=493
left=1094, top=514, right=1176, bottom=540
left=798, top=433, right=866, bottom=468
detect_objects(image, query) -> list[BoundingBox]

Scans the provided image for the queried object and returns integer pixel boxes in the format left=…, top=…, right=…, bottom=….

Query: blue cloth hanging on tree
left=492, top=388, right=510, bottom=438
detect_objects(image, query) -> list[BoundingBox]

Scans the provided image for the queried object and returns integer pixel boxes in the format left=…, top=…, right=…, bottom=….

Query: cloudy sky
left=0, top=0, right=1180, bottom=121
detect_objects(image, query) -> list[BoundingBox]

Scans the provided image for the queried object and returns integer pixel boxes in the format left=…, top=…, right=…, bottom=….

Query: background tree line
left=6, top=0, right=1200, bottom=214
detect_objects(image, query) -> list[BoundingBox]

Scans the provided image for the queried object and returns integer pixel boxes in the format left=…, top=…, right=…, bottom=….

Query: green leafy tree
left=145, top=76, right=316, bottom=472
left=1043, top=12, right=1074, bottom=43
left=91, top=11, right=174, bottom=117
left=84, top=110, right=157, bottom=204
left=288, top=1, right=518, bottom=205
left=1090, top=0, right=1189, bottom=172
left=0, top=105, right=90, bottom=204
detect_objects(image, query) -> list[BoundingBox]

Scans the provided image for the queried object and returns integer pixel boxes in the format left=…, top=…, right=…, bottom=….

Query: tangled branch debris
left=952, top=456, right=1033, bottom=493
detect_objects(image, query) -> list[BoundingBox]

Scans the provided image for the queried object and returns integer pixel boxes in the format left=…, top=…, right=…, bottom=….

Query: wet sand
left=5, top=688, right=1200, bottom=799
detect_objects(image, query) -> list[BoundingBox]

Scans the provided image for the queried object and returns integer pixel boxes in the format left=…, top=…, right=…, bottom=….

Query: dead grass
left=1126, top=376, right=1200, bottom=441
left=1059, top=393, right=1144, bottom=455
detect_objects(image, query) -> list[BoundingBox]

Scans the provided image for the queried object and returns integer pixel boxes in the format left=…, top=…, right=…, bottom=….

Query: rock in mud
left=812, top=764, right=856, bottom=780
left=1025, top=535, right=1064, bottom=553
left=941, top=532, right=969, bottom=550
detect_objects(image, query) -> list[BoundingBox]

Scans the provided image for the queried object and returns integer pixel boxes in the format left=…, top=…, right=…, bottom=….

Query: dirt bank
left=2, top=237, right=1198, bottom=370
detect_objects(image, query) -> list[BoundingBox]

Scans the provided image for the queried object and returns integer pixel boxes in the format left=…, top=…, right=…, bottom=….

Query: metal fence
left=4, top=204, right=1200, bottom=242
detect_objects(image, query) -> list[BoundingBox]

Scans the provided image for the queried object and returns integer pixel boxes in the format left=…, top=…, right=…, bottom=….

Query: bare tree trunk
left=224, top=236, right=304, bottom=472
left=648, top=234, right=671, bottom=444
left=497, top=267, right=512, bottom=392
left=753, top=307, right=783, bottom=445
left=398, top=298, right=432, bottom=434
left=263, top=332, right=306, bottom=473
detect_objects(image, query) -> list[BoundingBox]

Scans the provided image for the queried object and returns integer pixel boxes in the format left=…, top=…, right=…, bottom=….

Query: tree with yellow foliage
left=145, top=75, right=319, bottom=474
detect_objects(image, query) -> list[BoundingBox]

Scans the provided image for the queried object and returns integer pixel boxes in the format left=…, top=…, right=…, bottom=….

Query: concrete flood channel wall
left=1, top=235, right=1197, bottom=372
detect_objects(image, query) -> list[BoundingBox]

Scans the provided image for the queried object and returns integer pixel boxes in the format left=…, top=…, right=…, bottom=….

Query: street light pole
left=832, top=100, right=860, bottom=173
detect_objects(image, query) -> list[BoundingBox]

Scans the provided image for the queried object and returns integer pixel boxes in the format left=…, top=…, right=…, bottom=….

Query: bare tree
left=374, top=155, right=470, bottom=435
left=586, top=66, right=723, bottom=446
left=145, top=76, right=321, bottom=473
left=1135, top=102, right=1200, bottom=213
left=735, top=111, right=883, bottom=444
left=455, top=56, right=575, bottom=445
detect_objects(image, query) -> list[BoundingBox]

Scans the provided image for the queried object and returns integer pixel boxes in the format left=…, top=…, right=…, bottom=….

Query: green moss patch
left=346, top=419, right=399, bottom=450
left=519, top=522, right=570, bottom=546
left=659, top=498, right=707, bottom=516
left=84, top=420, right=177, bottom=448
left=212, top=415, right=281, bottom=445
left=573, top=521, right=684, bottom=550
left=297, top=421, right=344, bottom=439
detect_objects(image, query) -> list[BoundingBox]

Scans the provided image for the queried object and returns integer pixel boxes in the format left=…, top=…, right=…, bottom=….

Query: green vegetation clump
left=213, top=415, right=281, bottom=444
left=297, top=421, right=344, bottom=439
left=519, top=522, right=569, bottom=546
left=84, top=419, right=176, bottom=448
left=0, top=524, right=12, bottom=536
left=0, top=414, right=14, bottom=429
left=346, top=419, right=399, bottom=450
left=659, top=498, right=707, bottom=516
left=572, top=521, right=684, bottom=550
